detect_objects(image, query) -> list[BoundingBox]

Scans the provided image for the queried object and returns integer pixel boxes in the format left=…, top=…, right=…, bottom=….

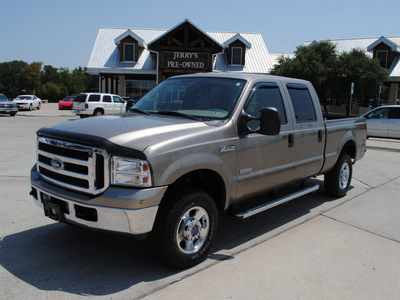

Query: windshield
left=0, top=94, right=8, bottom=101
left=133, top=77, right=246, bottom=120
left=16, top=96, right=32, bottom=100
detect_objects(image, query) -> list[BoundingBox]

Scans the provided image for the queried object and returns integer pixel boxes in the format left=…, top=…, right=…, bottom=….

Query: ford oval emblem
left=51, top=158, right=64, bottom=170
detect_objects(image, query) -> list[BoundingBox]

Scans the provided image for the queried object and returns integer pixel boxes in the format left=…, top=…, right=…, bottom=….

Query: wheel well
left=93, top=108, right=104, bottom=114
left=341, top=140, right=356, bottom=160
left=165, top=169, right=226, bottom=212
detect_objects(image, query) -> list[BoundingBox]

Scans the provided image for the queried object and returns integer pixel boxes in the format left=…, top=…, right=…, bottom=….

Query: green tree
left=25, top=62, right=43, bottom=94
left=0, top=60, right=29, bottom=97
left=336, top=49, right=388, bottom=110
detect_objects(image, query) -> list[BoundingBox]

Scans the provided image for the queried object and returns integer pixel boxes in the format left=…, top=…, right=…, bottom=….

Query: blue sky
left=0, top=0, right=398, bottom=69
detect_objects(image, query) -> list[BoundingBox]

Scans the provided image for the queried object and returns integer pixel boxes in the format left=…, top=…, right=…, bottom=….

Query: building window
left=126, top=80, right=156, bottom=100
left=231, top=47, right=243, bottom=65
left=124, top=43, right=135, bottom=62
left=376, top=50, right=388, bottom=68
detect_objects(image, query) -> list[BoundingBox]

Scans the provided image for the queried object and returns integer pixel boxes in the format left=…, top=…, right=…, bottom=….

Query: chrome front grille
left=0, top=103, right=14, bottom=109
left=37, top=137, right=109, bottom=194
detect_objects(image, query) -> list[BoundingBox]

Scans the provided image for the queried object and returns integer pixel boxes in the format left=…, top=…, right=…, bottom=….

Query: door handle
left=288, top=133, right=294, bottom=148
left=318, top=130, right=323, bottom=142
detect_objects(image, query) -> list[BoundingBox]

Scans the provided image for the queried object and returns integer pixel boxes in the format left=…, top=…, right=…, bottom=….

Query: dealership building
left=87, top=19, right=400, bottom=105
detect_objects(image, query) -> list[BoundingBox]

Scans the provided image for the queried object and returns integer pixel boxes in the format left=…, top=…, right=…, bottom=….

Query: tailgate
left=73, top=94, right=87, bottom=111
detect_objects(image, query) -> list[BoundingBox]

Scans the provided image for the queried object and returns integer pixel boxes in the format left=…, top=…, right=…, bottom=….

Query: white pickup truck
left=30, top=73, right=366, bottom=268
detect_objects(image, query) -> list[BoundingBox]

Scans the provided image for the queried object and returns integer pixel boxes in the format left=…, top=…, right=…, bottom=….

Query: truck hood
left=37, top=113, right=217, bottom=154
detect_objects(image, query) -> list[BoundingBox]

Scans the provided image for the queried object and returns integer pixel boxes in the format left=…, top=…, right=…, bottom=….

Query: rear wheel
left=94, top=109, right=104, bottom=116
left=37, top=102, right=41, bottom=110
left=325, top=153, right=352, bottom=197
left=10, top=112, right=17, bottom=116
left=150, top=188, right=218, bottom=268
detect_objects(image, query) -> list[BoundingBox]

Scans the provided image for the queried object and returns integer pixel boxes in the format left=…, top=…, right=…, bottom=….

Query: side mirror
left=259, top=107, right=281, bottom=135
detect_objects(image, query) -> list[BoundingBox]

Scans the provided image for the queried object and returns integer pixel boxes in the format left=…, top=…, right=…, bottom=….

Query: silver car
left=363, top=105, right=400, bottom=139
left=0, top=94, right=18, bottom=116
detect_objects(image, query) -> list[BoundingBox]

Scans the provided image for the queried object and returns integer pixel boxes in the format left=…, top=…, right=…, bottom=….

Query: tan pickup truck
left=30, top=73, right=366, bottom=268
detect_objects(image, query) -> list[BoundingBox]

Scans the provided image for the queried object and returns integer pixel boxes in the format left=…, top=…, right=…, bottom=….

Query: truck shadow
left=0, top=179, right=346, bottom=297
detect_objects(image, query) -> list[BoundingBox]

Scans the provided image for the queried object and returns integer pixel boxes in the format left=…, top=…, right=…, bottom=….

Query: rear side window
left=74, top=94, right=87, bottom=102
left=88, top=95, right=101, bottom=102
left=103, top=95, right=112, bottom=103
left=389, top=108, right=400, bottom=119
left=287, top=84, right=316, bottom=123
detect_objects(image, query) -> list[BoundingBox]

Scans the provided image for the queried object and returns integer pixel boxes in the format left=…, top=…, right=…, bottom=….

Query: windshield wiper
left=157, top=110, right=202, bottom=121
left=129, top=108, right=150, bottom=115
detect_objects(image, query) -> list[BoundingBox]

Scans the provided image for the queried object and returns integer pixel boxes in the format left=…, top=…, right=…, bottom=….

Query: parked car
left=58, top=96, right=75, bottom=110
left=0, top=94, right=18, bottom=116
left=13, top=95, right=42, bottom=111
left=30, top=73, right=366, bottom=268
left=362, top=105, right=400, bottom=139
left=72, top=93, right=126, bottom=118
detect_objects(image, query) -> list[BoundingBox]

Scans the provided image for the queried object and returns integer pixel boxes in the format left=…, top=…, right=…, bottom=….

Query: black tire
left=29, top=104, right=33, bottom=111
left=37, top=103, right=41, bottom=110
left=94, top=109, right=104, bottom=116
left=324, top=153, right=352, bottom=197
left=79, top=115, right=87, bottom=118
left=150, top=188, right=218, bottom=268
left=9, top=112, right=17, bottom=117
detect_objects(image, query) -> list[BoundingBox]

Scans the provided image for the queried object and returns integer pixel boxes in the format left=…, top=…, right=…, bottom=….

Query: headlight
left=111, top=157, right=152, bottom=187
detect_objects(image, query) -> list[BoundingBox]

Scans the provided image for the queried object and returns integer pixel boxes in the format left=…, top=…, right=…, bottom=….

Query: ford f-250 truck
left=30, top=73, right=366, bottom=268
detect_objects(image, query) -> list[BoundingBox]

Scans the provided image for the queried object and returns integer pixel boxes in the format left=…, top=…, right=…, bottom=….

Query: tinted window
left=88, top=95, right=101, bottom=102
left=103, top=95, right=112, bottom=103
left=244, top=83, right=287, bottom=130
left=389, top=108, right=400, bottom=119
left=74, top=94, right=87, bottom=102
left=287, top=84, right=316, bottom=122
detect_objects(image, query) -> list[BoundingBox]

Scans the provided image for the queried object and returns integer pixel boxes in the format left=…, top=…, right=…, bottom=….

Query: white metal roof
left=87, top=27, right=273, bottom=75
left=304, top=36, right=400, bottom=78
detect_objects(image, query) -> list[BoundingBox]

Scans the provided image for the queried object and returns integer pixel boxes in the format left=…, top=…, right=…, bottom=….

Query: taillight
left=85, top=103, right=88, bottom=109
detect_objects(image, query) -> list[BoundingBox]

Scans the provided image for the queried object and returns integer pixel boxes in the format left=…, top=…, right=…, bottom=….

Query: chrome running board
left=235, top=184, right=320, bottom=219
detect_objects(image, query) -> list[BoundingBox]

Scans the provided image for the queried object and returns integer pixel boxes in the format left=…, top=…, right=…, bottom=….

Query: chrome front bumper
left=31, top=168, right=167, bottom=235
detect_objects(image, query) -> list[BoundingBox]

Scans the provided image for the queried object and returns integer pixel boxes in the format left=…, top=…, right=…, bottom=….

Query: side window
left=287, top=84, right=317, bottom=123
left=103, top=95, right=112, bottom=103
left=366, top=108, right=388, bottom=119
left=244, top=83, right=287, bottom=131
left=113, top=96, right=124, bottom=103
left=88, top=95, right=101, bottom=102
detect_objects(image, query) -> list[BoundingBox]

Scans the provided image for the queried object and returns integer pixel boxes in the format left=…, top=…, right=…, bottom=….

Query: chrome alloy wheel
left=176, top=206, right=209, bottom=254
left=339, top=162, right=350, bottom=190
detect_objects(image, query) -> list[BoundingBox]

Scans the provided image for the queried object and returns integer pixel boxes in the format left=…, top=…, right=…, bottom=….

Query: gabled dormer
left=367, top=36, right=400, bottom=69
left=223, top=33, right=252, bottom=66
left=115, top=29, right=145, bottom=63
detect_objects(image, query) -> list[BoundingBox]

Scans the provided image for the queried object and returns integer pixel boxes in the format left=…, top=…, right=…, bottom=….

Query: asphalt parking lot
left=1, top=103, right=400, bottom=300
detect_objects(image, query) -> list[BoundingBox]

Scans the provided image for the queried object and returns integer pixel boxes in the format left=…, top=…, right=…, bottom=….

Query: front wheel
left=151, top=188, right=218, bottom=268
left=324, top=153, right=352, bottom=197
